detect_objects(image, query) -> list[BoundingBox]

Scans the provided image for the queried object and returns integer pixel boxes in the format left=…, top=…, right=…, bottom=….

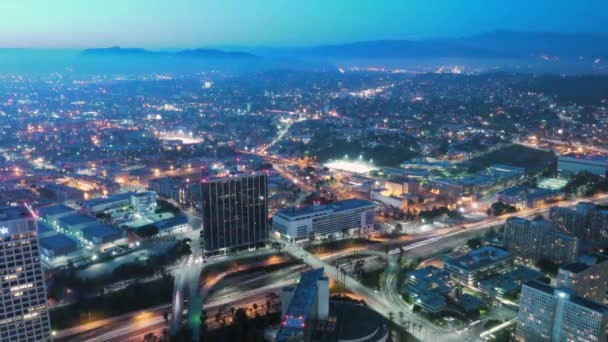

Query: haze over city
left=1, top=2, right=608, bottom=342
left=1, top=0, right=608, bottom=47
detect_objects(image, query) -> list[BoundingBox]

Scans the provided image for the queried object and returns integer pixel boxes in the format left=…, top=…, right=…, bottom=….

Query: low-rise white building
left=558, top=153, right=608, bottom=177
left=272, top=199, right=375, bottom=242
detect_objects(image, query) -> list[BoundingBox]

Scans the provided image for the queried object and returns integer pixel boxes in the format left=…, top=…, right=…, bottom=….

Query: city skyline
left=2, top=2, right=608, bottom=341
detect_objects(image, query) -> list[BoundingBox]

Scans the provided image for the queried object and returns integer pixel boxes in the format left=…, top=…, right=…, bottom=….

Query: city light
left=2, top=6, right=607, bottom=342
left=324, top=158, right=377, bottom=174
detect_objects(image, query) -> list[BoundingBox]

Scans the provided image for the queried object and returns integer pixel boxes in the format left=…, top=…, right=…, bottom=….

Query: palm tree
left=341, top=228, right=349, bottom=239
left=252, top=303, right=259, bottom=317
left=143, top=333, right=157, bottom=342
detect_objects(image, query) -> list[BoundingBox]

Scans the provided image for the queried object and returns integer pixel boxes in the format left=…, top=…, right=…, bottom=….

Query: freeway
left=56, top=193, right=608, bottom=341
left=284, top=193, right=608, bottom=342
left=170, top=229, right=204, bottom=338
left=55, top=263, right=304, bottom=341
left=284, top=243, right=462, bottom=341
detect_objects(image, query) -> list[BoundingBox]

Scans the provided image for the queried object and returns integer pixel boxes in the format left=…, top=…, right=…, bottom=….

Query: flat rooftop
left=0, top=205, right=32, bottom=222
left=38, top=204, right=76, bottom=217
left=525, top=280, right=608, bottom=313
left=561, top=262, right=590, bottom=273
left=445, top=246, right=511, bottom=271
left=276, top=268, right=326, bottom=341
left=37, top=221, right=54, bottom=235
left=408, top=265, right=449, bottom=283
left=58, top=213, right=98, bottom=226
left=498, top=185, right=525, bottom=197
left=40, top=234, right=78, bottom=251
left=480, top=266, right=543, bottom=293
left=81, top=223, right=122, bottom=239
left=82, top=192, right=133, bottom=207
left=560, top=153, right=608, bottom=164
left=275, top=199, right=374, bottom=219
left=201, top=172, right=266, bottom=183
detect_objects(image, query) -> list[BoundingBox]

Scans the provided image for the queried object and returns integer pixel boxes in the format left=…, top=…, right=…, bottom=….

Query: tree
left=232, top=308, right=251, bottom=342
left=484, top=227, right=497, bottom=240
left=143, top=333, right=158, bottom=342
left=95, top=211, right=112, bottom=222
left=447, top=209, right=463, bottom=219
left=467, top=237, right=482, bottom=250
left=398, top=246, right=405, bottom=264
left=136, top=224, right=159, bottom=238
left=489, top=201, right=517, bottom=216
left=308, top=231, right=315, bottom=242
left=341, top=228, right=349, bottom=239
left=354, top=259, right=365, bottom=278
left=171, top=326, right=192, bottom=341
left=405, top=210, right=415, bottom=221
left=536, top=258, right=559, bottom=275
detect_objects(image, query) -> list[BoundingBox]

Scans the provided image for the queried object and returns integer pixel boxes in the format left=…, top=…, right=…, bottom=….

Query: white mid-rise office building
left=0, top=205, right=52, bottom=341
left=558, top=153, right=608, bottom=178
left=272, top=199, right=375, bottom=242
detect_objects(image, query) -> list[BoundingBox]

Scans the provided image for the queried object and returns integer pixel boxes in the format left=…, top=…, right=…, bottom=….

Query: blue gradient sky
left=2, top=0, right=607, bottom=48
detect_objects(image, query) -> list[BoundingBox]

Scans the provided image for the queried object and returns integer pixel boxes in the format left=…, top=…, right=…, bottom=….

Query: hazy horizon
left=0, top=29, right=605, bottom=51
left=1, top=0, right=608, bottom=48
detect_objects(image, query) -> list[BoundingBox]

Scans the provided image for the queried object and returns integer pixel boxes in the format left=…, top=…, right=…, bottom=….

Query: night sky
left=2, top=0, right=608, bottom=48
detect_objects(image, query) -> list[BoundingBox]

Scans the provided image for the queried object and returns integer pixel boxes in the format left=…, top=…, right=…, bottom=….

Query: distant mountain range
left=447, top=31, right=608, bottom=59
left=251, top=31, right=608, bottom=60
left=80, top=32, right=608, bottom=62
left=82, top=47, right=257, bottom=59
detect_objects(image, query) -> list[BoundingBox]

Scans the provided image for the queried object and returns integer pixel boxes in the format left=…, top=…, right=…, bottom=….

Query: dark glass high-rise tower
left=200, top=173, right=268, bottom=256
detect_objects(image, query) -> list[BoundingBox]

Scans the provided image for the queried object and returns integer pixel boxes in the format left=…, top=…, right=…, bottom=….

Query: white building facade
left=273, top=199, right=375, bottom=242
